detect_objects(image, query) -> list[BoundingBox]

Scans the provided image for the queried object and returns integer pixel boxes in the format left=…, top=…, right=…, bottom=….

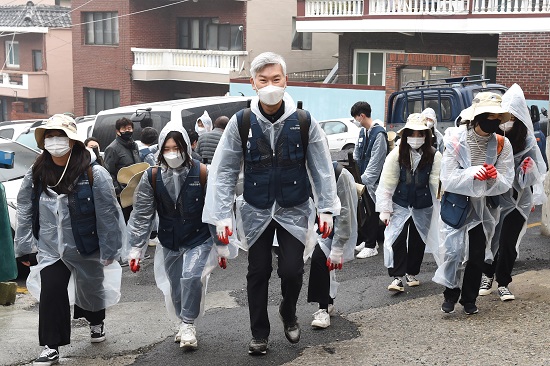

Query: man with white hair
left=203, top=52, right=340, bottom=355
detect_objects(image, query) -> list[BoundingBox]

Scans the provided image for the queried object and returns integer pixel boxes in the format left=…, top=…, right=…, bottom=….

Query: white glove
left=318, top=213, right=333, bottom=239
left=216, top=245, right=230, bottom=269
left=327, top=246, right=343, bottom=271
left=215, top=218, right=233, bottom=244
left=379, top=212, right=391, bottom=226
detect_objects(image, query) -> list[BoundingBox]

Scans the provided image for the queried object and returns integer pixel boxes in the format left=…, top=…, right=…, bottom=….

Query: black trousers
left=444, top=224, right=486, bottom=305
left=307, top=244, right=334, bottom=307
left=247, top=220, right=305, bottom=340
left=358, top=193, right=384, bottom=249
left=39, top=260, right=105, bottom=347
left=388, top=217, right=426, bottom=277
left=483, top=209, right=525, bottom=287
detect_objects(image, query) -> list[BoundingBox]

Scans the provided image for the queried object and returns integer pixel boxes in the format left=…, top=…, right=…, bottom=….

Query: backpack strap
left=333, top=161, right=343, bottom=182
left=296, top=109, right=311, bottom=157
left=199, top=163, right=207, bottom=188
left=496, top=134, right=504, bottom=155
left=147, top=166, right=158, bottom=194
left=238, top=108, right=251, bottom=154
left=87, top=166, right=94, bottom=187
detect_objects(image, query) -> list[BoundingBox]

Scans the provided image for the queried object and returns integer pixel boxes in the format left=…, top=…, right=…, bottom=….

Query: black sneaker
left=33, top=346, right=59, bottom=366
left=248, top=338, right=268, bottom=355
left=463, top=303, right=479, bottom=315
left=90, top=322, right=106, bottom=343
left=279, top=304, right=301, bottom=344
left=441, top=299, right=456, bottom=313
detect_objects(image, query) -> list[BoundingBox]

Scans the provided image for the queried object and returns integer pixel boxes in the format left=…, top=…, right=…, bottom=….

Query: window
left=470, top=59, right=497, bottom=84
left=32, top=50, right=43, bottom=71
left=84, top=12, right=119, bottom=45
left=291, top=17, right=312, bottom=50
left=354, top=50, right=388, bottom=86
left=86, top=88, right=120, bottom=115
left=321, top=121, right=347, bottom=135
left=5, top=41, right=19, bottom=67
left=178, top=18, right=243, bottom=51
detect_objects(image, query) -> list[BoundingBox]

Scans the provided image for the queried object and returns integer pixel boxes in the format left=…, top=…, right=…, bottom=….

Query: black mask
left=478, top=118, right=501, bottom=134
left=119, top=131, right=133, bottom=141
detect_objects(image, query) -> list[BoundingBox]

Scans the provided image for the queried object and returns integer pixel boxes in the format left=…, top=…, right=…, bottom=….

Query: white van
left=90, top=96, right=252, bottom=150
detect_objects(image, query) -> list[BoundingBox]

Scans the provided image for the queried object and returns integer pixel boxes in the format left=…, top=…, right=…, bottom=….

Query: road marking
left=527, top=222, right=541, bottom=228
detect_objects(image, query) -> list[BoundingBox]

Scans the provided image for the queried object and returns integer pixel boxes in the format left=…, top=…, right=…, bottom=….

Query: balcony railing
left=304, top=0, right=550, bottom=15
left=132, top=48, right=247, bottom=73
left=0, top=72, right=48, bottom=98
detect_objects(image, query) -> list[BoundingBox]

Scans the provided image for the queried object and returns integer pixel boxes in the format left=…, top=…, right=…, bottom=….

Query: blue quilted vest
left=392, top=162, right=433, bottom=209
left=357, top=125, right=387, bottom=176
left=240, top=111, right=311, bottom=209
left=151, top=160, right=209, bottom=251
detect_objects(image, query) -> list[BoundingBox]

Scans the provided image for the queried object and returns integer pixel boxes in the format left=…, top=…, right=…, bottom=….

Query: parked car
left=90, top=96, right=251, bottom=150
left=0, top=137, right=40, bottom=237
left=318, top=118, right=360, bottom=152
left=0, top=119, right=44, bottom=141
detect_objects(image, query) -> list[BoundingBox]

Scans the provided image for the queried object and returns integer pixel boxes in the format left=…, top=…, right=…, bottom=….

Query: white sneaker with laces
left=311, top=309, right=330, bottom=329
left=33, top=346, right=59, bottom=366
left=327, top=304, right=335, bottom=316
left=356, top=247, right=378, bottom=258
left=355, top=242, right=365, bottom=252
left=479, top=274, right=494, bottom=296
left=179, top=323, right=198, bottom=349
left=498, top=286, right=515, bottom=301
left=388, top=277, right=404, bottom=292
left=405, top=274, right=420, bottom=287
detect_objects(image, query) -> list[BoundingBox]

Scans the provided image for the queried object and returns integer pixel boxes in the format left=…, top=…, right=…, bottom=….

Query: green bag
left=0, top=182, right=17, bottom=282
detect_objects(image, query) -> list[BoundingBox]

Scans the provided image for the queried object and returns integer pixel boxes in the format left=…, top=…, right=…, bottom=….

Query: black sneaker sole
left=248, top=349, right=268, bottom=355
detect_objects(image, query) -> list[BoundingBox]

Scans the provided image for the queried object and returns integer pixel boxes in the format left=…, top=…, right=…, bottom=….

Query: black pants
left=39, top=260, right=105, bottom=347
left=307, top=244, right=334, bottom=307
left=358, top=193, right=384, bottom=249
left=247, top=220, right=305, bottom=340
left=444, top=224, right=486, bottom=305
left=483, top=209, right=525, bottom=287
left=388, top=217, right=426, bottom=277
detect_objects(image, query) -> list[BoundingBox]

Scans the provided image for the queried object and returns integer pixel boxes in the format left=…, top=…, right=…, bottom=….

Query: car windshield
left=16, top=131, right=40, bottom=151
left=0, top=139, right=39, bottom=182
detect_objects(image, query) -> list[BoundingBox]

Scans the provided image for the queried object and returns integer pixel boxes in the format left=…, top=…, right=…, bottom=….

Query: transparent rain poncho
left=490, top=83, right=548, bottom=257
left=375, top=146, right=442, bottom=269
left=14, top=163, right=125, bottom=311
left=421, top=107, right=444, bottom=154
left=202, top=94, right=341, bottom=259
left=127, top=121, right=237, bottom=321
left=432, top=125, right=515, bottom=288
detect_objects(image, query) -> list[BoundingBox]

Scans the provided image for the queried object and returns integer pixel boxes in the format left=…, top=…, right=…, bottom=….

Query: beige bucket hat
left=397, top=113, right=431, bottom=136
left=119, top=163, right=150, bottom=208
left=35, top=114, right=82, bottom=150
left=117, top=162, right=150, bottom=185
left=459, top=92, right=511, bottom=122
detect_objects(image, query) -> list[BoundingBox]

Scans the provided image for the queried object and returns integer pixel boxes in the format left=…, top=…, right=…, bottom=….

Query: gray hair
left=250, top=52, right=287, bottom=79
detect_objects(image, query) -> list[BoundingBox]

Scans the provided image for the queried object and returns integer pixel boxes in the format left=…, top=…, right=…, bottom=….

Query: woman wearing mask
left=433, top=92, right=514, bottom=315
left=14, top=114, right=124, bottom=366
left=421, top=107, right=444, bottom=154
left=195, top=110, right=212, bottom=136
left=127, top=121, right=228, bottom=350
left=479, top=84, right=547, bottom=301
left=375, top=114, right=441, bottom=292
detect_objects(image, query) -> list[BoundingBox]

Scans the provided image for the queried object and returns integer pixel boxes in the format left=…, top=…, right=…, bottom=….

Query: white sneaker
left=356, top=247, right=378, bottom=258
left=479, top=274, right=494, bottom=296
left=405, top=274, right=420, bottom=287
left=311, top=309, right=330, bottom=329
left=327, top=304, right=335, bottom=316
left=179, top=323, right=198, bottom=349
left=355, top=242, right=366, bottom=252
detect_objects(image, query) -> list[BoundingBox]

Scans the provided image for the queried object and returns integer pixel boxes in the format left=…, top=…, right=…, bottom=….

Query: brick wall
left=72, top=0, right=245, bottom=116
left=497, top=32, right=550, bottom=100
left=10, top=101, right=49, bottom=120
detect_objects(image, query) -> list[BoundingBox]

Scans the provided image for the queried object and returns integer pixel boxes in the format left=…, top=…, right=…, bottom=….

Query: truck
left=385, top=75, right=507, bottom=135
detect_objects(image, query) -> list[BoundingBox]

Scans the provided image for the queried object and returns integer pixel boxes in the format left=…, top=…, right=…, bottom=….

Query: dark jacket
left=196, top=128, right=223, bottom=164
left=104, top=136, right=140, bottom=194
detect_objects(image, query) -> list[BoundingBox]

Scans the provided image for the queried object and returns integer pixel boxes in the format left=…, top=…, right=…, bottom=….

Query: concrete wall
left=246, top=0, right=338, bottom=77
left=45, top=28, right=73, bottom=114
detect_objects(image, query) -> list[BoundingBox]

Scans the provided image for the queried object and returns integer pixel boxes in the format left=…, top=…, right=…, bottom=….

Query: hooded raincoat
left=127, top=121, right=235, bottom=322
left=375, top=146, right=442, bottom=268
left=202, top=93, right=341, bottom=258
left=14, top=156, right=125, bottom=311
left=195, top=110, right=213, bottom=136
left=491, top=84, right=547, bottom=256
left=432, top=125, right=514, bottom=288
left=421, top=108, right=445, bottom=154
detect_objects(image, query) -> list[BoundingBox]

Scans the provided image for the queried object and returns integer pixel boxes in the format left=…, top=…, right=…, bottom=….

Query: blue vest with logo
left=392, top=161, right=433, bottom=209
left=151, top=160, right=209, bottom=251
left=240, top=111, right=311, bottom=209
left=357, top=125, right=387, bottom=175
left=32, top=164, right=100, bottom=256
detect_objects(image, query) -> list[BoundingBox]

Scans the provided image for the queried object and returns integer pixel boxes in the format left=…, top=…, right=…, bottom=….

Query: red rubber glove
left=521, top=157, right=534, bottom=173
left=326, top=248, right=343, bottom=271
left=318, top=213, right=333, bottom=239
left=474, top=166, right=488, bottom=181
left=216, top=245, right=230, bottom=269
left=130, top=259, right=140, bottom=273
left=484, top=163, right=497, bottom=179
left=216, top=224, right=233, bottom=244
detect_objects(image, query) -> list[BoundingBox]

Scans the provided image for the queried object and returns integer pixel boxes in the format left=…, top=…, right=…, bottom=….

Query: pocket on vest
left=278, top=167, right=309, bottom=207
left=243, top=172, right=271, bottom=208
left=287, top=134, right=305, bottom=161
left=75, top=216, right=100, bottom=255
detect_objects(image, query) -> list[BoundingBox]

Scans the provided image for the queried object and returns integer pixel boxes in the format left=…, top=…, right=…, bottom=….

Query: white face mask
left=195, top=125, right=206, bottom=136
left=353, top=118, right=362, bottom=127
left=426, top=121, right=435, bottom=129
left=44, top=136, right=71, bottom=157
left=499, top=121, right=514, bottom=132
left=256, top=84, right=285, bottom=106
left=407, top=136, right=425, bottom=150
left=164, top=152, right=185, bottom=168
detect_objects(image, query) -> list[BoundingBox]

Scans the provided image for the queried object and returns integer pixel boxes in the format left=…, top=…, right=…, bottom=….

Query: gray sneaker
left=248, top=338, right=268, bottom=355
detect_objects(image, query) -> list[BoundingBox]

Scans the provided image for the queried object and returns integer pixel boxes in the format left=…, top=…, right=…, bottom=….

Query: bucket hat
left=120, top=170, right=147, bottom=208
left=117, top=162, right=150, bottom=185
left=459, top=92, right=511, bottom=122
left=35, top=114, right=82, bottom=150
left=397, top=113, right=431, bottom=136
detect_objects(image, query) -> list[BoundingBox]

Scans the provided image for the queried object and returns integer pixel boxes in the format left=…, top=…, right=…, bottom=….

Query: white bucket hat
left=397, top=113, right=431, bottom=136
left=35, top=114, right=82, bottom=150
left=459, top=92, right=511, bottom=123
